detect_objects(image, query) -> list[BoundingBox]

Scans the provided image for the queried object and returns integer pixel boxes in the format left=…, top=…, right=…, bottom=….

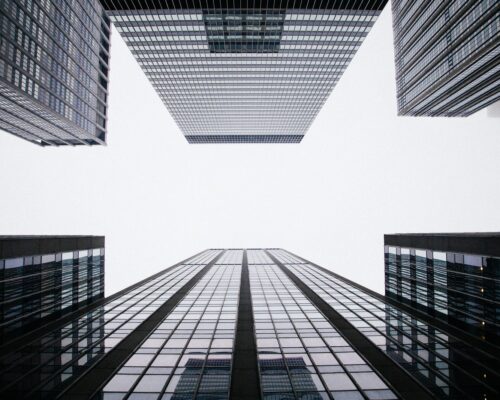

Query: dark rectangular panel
left=186, top=135, right=303, bottom=143
left=100, top=0, right=387, bottom=11
left=0, top=236, right=105, bottom=259
left=384, top=233, right=500, bottom=257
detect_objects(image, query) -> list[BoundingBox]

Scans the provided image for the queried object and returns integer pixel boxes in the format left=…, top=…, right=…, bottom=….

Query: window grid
left=106, top=2, right=384, bottom=143
left=0, top=249, right=221, bottom=397
left=250, top=254, right=396, bottom=400
left=392, top=0, right=500, bottom=116
left=385, top=245, right=500, bottom=337
left=102, top=263, right=240, bottom=399
left=0, top=0, right=111, bottom=145
left=2, top=248, right=498, bottom=399
left=0, top=247, right=104, bottom=337
left=280, top=257, right=500, bottom=399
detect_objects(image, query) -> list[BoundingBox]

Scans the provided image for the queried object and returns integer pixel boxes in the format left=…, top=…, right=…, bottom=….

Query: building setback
left=392, top=1, right=500, bottom=116
left=385, top=233, right=500, bottom=345
left=99, top=0, right=387, bottom=143
left=0, top=248, right=498, bottom=399
left=0, top=0, right=111, bottom=145
left=0, top=236, right=105, bottom=341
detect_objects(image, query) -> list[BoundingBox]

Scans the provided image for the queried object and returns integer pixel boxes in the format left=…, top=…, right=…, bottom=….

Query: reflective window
left=0, top=250, right=221, bottom=397
left=102, top=263, right=240, bottom=398
left=109, top=7, right=381, bottom=143
left=279, top=251, right=500, bottom=399
left=249, top=251, right=395, bottom=399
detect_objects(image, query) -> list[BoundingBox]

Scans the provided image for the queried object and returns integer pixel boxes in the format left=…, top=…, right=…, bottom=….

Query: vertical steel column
left=230, top=250, right=261, bottom=399
left=266, top=250, right=433, bottom=400
left=59, top=250, right=225, bottom=400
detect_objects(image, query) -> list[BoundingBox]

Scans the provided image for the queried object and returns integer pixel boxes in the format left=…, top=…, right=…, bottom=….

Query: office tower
left=0, top=0, right=111, bottom=145
left=1, top=249, right=498, bottom=399
left=0, top=235, right=105, bottom=341
left=99, top=0, right=387, bottom=143
left=385, top=233, right=500, bottom=343
left=392, top=1, right=500, bottom=116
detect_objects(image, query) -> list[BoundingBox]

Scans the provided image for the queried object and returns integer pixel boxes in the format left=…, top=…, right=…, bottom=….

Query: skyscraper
left=0, top=0, right=111, bottom=146
left=385, top=233, right=500, bottom=344
left=0, top=235, right=105, bottom=341
left=99, top=0, right=387, bottom=143
left=392, top=1, right=500, bottom=116
left=1, top=248, right=498, bottom=399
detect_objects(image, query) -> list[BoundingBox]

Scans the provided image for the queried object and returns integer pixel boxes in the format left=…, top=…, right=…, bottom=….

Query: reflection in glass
left=385, top=245, right=500, bottom=340
left=279, top=255, right=500, bottom=400
left=250, top=260, right=396, bottom=399
left=0, top=248, right=104, bottom=340
left=0, top=252, right=215, bottom=398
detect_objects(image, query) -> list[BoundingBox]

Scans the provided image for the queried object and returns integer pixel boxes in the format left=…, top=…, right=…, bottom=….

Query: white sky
left=1, top=7, right=499, bottom=295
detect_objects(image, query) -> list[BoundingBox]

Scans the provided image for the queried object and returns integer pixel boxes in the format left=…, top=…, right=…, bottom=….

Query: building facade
left=0, top=236, right=105, bottom=341
left=99, top=0, right=387, bottom=143
left=1, top=248, right=498, bottom=399
left=0, top=0, right=111, bottom=145
left=385, top=233, right=500, bottom=344
left=392, top=1, right=500, bottom=116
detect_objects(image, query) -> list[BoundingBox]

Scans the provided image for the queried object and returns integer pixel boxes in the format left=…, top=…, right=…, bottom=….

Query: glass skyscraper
left=0, top=0, right=111, bottom=145
left=1, top=248, right=498, bottom=399
left=99, top=0, right=387, bottom=143
left=0, top=235, right=105, bottom=341
left=385, top=233, right=500, bottom=344
left=392, top=0, right=500, bottom=116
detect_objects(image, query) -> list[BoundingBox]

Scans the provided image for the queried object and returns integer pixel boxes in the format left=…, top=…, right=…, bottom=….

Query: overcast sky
left=1, top=7, right=499, bottom=295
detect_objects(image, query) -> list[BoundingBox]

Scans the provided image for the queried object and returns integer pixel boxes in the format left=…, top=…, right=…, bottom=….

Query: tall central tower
left=1, top=248, right=498, bottom=399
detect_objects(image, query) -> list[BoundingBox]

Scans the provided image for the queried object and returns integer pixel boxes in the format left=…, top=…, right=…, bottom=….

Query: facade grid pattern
left=249, top=259, right=396, bottom=400
left=103, top=0, right=385, bottom=143
left=102, top=263, right=240, bottom=398
left=0, top=246, right=104, bottom=339
left=391, top=0, right=500, bottom=116
left=0, top=249, right=221, bottom=398
left=277, top=254, right=500, bottom=399
left=2, top=248, right=499, bottom=399
left=0, top=0, right=110, bottom=145
left=385, top=243, right=500, bottom=340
